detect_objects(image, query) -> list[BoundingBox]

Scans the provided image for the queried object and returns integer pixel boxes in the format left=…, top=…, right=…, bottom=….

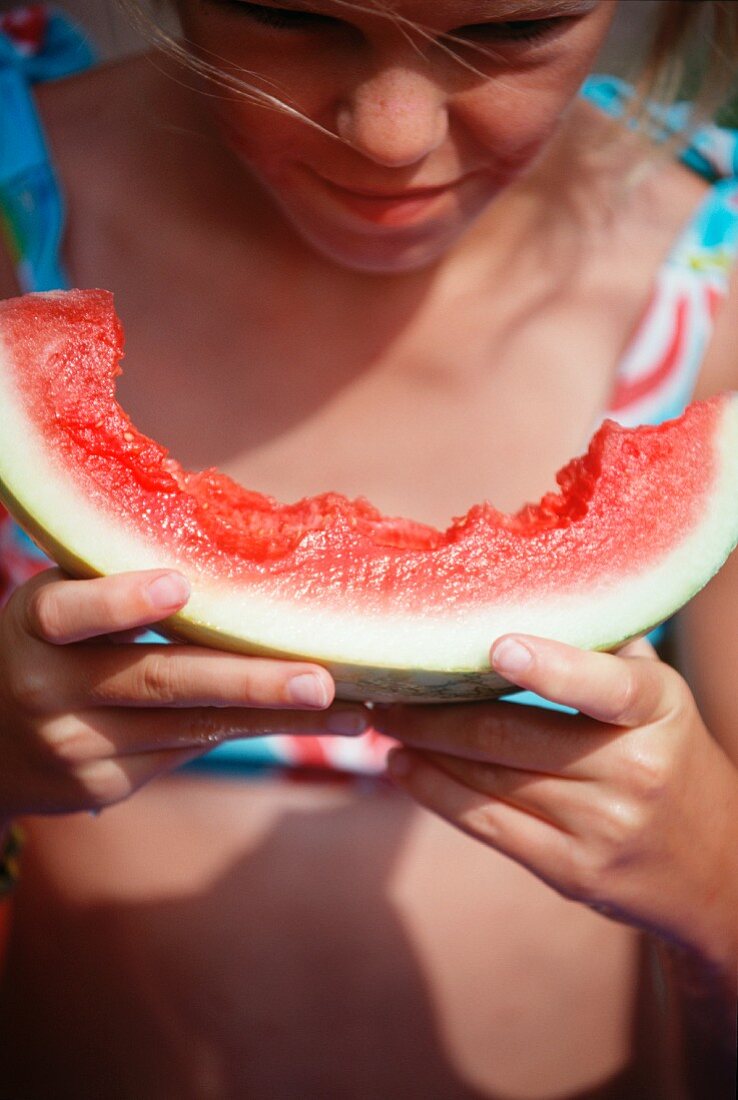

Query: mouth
left=310, top=172, right=476, bottom=227
left=325, top=179, right=463, bottom=200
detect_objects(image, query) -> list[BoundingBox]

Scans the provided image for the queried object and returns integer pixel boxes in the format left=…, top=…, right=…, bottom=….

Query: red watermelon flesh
left=0, top=289, right=737, bottom=702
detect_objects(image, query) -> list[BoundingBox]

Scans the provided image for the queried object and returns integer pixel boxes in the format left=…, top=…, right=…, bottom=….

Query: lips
left=311, top=172, right=474, bottom=227
left=326, top=180, right=462, bottom=200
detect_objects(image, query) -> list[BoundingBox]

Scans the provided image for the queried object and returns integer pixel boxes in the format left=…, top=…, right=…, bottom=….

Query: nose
left=335, top=66, right=448, bottom=168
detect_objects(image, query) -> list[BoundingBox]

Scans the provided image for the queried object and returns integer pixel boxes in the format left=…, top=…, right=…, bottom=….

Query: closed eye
left=455, top=17, right=572, bottom=45
left=209, top=1, right=341, bottom=29
left=207, top=4, right=576, bottom=48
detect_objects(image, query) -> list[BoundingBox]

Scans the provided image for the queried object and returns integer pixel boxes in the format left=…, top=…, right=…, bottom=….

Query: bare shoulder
left=607, top=134, right=738, bottom=396
left=34, top=51, right=174, bottom=189
left=28, top=49, right=215, bottom=302
left=0, top=54, right=159, bottom=300
left=34, top=51, right=162, bottom=143
left=628, top=144, right=738, bottom=397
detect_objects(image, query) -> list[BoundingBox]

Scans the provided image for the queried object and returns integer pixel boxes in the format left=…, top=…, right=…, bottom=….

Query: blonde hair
left=118, top=0, right=738, bottom=134
left=638, top=1, right=738, bottom=125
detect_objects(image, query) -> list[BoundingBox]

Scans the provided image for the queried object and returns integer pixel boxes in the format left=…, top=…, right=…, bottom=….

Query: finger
left=21, top=569, right=191, bottom=645
left=58, top=746, right=210, bottom=813
left=424, top=751, right=575, bottom=831
left=77, top=646, right=336, bottom=710
left=490, top=635, right=683, bottom=727
left=386, top=748, right=574, bottom=886
left=45, top=704, right=370, bottom=761
left=372, top=699, right=610, bottom=777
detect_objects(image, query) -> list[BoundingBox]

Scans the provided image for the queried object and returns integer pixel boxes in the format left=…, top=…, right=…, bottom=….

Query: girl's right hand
left=0, top=568, right=368, bottom=819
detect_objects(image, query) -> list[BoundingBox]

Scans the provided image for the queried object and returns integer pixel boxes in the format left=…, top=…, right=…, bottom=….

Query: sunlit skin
left=175, top=0, right=613, bottom=271
left=0, top=0, right=737, bottom=1095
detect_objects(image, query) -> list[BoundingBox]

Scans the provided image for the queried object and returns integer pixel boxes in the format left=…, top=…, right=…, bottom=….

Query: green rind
left=0, top=478, right=102, bottom=584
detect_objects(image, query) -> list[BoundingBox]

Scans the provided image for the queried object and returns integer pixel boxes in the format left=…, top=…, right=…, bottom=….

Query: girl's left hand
left=374, top=636, right=738, bottom=976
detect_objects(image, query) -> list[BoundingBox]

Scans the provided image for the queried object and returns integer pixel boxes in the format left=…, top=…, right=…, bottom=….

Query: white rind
left=0, top=320, right=737, bottom=701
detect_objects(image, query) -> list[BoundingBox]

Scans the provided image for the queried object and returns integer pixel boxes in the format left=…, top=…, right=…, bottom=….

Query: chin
left=307, top=237, right=457, bottom=276
left=249, top=162, right=496, bottom=275
left=287, top=214, right=471, bottom=276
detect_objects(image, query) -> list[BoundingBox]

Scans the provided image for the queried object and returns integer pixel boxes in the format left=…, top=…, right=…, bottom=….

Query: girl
left=0, top=1, right=736, bottom=1095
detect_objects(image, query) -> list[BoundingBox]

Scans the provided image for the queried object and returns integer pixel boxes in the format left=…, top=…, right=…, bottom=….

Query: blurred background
left=0, top=0, right=176, bottom=57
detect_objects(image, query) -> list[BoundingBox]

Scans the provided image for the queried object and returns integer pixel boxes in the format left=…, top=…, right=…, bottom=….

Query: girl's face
left=175, top=0, right=616, bottom=272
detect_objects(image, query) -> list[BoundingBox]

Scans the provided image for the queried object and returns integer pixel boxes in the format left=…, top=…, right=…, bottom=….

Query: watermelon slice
left=0, top=289, right=737, bottom=702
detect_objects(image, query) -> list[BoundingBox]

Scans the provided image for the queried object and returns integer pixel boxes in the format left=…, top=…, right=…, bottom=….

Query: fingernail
left=387, top=748, right=412, bottom=778
left=492, top=637, right=534, bottom=677
left=325, top=708, right=369, bottom=736
left=146, top=572, right=191, bottom=611
left=287, top=673, right=330, bottom=708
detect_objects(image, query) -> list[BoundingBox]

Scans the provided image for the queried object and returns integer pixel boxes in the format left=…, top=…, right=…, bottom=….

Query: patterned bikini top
left=1, top=7, right=738, bottom=775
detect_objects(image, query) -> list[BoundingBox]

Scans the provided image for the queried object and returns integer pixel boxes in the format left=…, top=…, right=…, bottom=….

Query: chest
left=67, top=229, right=636, bottom=528
left=117, top=297, right=621, bottom=525
left=55, top=125, right=702, bottom=528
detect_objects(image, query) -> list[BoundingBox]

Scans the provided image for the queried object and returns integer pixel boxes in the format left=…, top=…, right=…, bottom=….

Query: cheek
left=458, top=61, right=594, bottom=176
left=456, top=100, right=555, bottom=180
left=175, top=11, right=332, bottom=176
left=457, top=8, right=615, bottom=174
left=175, top=3, right=336, bottom=112
left=211, top=95, right=323, bottom=185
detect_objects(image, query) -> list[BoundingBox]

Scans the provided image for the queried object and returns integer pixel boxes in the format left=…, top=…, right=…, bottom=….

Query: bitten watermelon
left=0, top=290, right=737, bottom=702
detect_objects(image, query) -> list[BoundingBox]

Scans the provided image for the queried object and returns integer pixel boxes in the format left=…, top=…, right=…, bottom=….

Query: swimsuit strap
left=580, top=78, right=738, bottom=426
left=606, top=179, right=738, bottom=427
left=0, top=5, right=93, bottom=292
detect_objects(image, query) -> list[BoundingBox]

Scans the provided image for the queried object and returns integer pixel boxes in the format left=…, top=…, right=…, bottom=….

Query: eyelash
left=463, top=18, right=563, bottom=43
left=214, top=2, right=337, bottom=28
left=216, top=3, right=567, bottom=45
